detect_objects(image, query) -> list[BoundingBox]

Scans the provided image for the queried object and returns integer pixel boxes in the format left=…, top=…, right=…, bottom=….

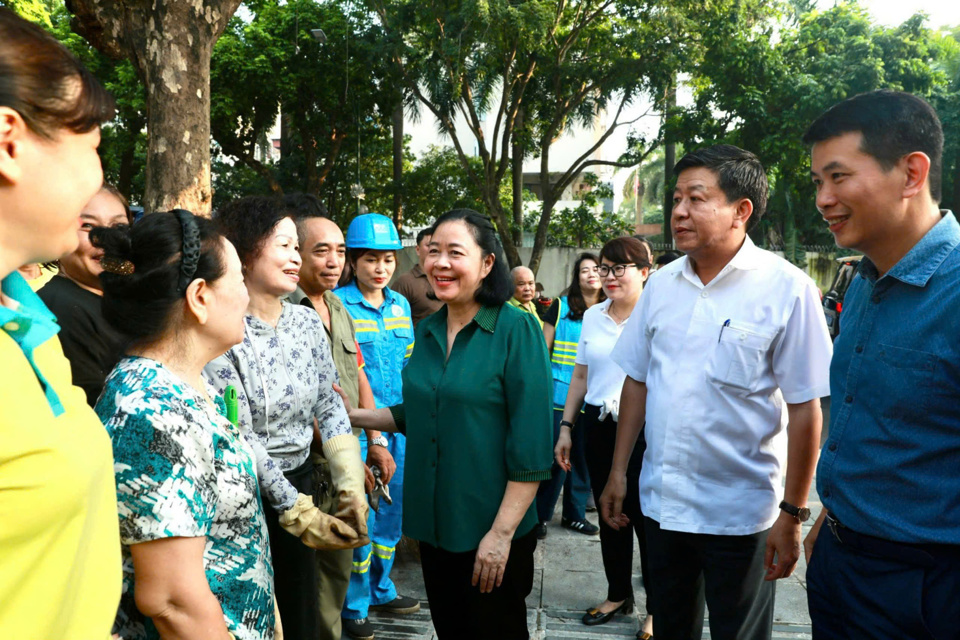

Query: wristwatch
left=779, top=500, right=811, bottom=523
left=369, top=435, right=389, bottom=448
left=559, top=420, right=575, bottom=430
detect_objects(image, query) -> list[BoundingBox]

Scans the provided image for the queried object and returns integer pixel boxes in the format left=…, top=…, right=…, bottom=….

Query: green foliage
left=1, top=0, right=52, bottom=25
left=525, top=173, right=632, bottom=248
left=211, top=0, right=397, bottom=207
left=401, top=146, right=485, bottom=226
left=672, top=1, right=960, bottom=261
left=25, top=2, right=148, bottom=203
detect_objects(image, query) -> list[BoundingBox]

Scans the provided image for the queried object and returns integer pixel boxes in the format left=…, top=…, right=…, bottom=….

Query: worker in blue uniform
left=336, top=214, right=419, bottom=640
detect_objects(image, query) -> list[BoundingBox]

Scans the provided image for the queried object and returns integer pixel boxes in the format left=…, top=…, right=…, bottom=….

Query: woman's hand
left=472, top=528, right=513, bottom=594
left=554, top=425, right=573, bottom=472
left=333, top=383, right=354, bottom=415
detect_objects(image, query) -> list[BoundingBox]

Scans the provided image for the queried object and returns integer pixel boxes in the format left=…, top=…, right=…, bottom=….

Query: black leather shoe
left=581, top=596, right=634, bottom=626
left=535, top=522, right=548, bottom=539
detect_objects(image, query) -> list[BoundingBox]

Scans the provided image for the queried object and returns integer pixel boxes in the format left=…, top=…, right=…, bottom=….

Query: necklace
left=607, top=302, right=627, bottom=324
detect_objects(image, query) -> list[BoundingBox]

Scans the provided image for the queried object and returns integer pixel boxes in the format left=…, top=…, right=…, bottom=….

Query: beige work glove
left=323, top=434, right=370, bottom=544
left=279, top=493, right=360, bottom=550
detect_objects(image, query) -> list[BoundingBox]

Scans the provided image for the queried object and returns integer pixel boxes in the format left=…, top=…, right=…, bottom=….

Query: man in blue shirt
left=804, top=90, right=960, bottom=638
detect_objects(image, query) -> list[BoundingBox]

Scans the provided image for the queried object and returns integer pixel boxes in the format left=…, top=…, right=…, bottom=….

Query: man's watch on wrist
left=369, top=435, right=389, bottom=448
left=779, top=500, right=811, bottom=523
left=559, top=420, right=575, bottom=430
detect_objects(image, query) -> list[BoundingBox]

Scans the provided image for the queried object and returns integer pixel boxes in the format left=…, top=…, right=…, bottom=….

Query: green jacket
left=390, top=303, right=553, bottom=552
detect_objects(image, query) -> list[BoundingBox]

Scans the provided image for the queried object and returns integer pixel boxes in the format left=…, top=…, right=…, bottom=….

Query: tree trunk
left=511, top=108, right=525, bottom=248
left=67, top=0, right=242, bottom=217
left=528, top=195, right=554, bottom=275
left=635, top=173, right=645, bottom=234
left=484, top=187, right=521, bottom=268
left=662, top=80, right=676, bottom=245
left=392, top=102, right=404, bottom=228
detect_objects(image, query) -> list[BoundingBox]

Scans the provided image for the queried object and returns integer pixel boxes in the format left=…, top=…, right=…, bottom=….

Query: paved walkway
left=368, top=481, right=823, bottom=640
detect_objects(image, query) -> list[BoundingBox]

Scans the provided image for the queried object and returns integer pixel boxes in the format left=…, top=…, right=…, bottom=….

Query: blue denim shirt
left=334, top=281, right=414, bottom=408
left=817, top=211, right=960, bottom=544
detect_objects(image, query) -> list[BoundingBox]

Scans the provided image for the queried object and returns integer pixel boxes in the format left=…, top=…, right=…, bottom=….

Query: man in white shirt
left=601, top=145, right=832, bottom=640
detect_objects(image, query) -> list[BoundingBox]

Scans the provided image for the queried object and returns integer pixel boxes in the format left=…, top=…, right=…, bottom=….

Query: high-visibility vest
left=549, top=296, right=583, bottom=408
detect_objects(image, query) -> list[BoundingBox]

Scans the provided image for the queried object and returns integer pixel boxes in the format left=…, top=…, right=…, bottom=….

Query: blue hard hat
left=345, top=213, right=402, bottom=250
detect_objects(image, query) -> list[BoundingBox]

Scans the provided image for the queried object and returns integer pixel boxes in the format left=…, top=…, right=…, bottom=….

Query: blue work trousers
left=342, top=432, right=405, bottom=620
left=536, top=409, right=591, bottom=523
left=807, top=517, right=960, bottom=639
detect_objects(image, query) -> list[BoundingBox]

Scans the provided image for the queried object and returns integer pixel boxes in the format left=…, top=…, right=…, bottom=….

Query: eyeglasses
left=597, top=263, right=639, bottom=278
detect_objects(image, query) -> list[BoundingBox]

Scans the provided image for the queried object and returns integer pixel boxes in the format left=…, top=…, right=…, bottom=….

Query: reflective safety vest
left=550, top=296, right=582, bottom=408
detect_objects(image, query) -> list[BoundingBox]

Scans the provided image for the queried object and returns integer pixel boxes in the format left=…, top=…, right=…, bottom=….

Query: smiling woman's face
left=243, top=217, right=302, bottom=298
left=424, top=220, right=493, bottom=308
left=58, top=189, right=128, bottom=292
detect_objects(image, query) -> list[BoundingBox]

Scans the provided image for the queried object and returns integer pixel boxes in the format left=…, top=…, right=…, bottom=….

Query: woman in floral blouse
left=94, top=210, right=273, bottom=640
left=205, top=196, right=368, bottom=640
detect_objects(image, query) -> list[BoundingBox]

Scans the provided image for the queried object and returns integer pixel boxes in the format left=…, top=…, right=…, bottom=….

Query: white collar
left=674, top=235, right=763, bottom=288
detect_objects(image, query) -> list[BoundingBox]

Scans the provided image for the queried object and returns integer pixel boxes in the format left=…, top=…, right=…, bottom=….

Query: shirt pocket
left=706, top=321, right=776, bottom=392
left=354, top=319, right=379, bottom=344
left=875, top=343, right=938, bottom=418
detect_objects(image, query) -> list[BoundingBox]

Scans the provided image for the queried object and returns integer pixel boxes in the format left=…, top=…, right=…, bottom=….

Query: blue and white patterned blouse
left=96, top=357, right=275, bottom=640
left=204, top=302, right=352, bottom=512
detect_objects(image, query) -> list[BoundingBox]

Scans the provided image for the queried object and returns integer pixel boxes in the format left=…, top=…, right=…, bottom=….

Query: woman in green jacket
left=340, top=209, right=553, bottom=640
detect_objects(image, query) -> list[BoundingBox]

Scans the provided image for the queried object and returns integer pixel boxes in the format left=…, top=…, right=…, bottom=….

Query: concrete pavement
left=367, top=478, right=824, bottom=639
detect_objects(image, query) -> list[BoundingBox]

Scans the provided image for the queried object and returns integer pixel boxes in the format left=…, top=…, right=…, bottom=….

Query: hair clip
left=101, top=256, right=135, bottom=275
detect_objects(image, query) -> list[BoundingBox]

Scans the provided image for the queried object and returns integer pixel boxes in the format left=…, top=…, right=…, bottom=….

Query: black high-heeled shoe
left=581, top=595, right=634, bottom=626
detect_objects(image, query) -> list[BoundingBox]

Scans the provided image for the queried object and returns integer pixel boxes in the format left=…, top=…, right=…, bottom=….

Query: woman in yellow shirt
left=0, top=9, right=121, bottom=639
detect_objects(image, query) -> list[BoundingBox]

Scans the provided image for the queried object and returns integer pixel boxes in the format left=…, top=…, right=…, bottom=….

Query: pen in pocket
left=718, top=318, right=731, bottom=343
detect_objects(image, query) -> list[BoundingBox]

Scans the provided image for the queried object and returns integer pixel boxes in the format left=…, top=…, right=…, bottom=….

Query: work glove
left=323, top=434, right=370, bottom=543
left=279, top=493, right=361, bottom=550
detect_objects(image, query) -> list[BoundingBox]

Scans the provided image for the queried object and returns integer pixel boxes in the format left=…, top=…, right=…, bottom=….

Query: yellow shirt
left=0, top=272, right=120, bottom=639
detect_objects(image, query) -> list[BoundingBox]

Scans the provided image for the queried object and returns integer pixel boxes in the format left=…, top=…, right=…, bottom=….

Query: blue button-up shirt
left=334, top=281, right=414, bottom=408
left=817, top=211, right=960, bottom=544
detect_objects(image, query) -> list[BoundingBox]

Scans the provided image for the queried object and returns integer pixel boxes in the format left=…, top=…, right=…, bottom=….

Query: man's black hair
left=416, top=226, right=434, bottom=245
left=802, top=89, right=943, bottom=203
left=673, top=145, right=768, bottom=230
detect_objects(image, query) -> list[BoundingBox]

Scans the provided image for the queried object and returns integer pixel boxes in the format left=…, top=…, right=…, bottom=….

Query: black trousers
left=263, top=460, right=320, bottom=640
left=582, top=403, right=651, bottom=611
left=644, top=517, right=774, bottom=640
left=419, top=529, right=538, bottom=640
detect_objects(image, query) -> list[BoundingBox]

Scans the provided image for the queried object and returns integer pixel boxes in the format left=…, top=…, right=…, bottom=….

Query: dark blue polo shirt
left=817, top=211, right=960, bottom=544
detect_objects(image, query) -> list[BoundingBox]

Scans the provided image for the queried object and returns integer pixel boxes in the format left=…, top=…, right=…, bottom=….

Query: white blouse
left=575, top=298, right=631, bottom=407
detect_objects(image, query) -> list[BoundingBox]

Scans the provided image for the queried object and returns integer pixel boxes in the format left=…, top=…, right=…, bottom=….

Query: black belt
left=825, top=515, right=960, bottom=567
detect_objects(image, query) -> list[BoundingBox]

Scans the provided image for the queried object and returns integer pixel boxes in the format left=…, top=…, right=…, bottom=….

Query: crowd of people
left=2, top=7, right=959, bottom=640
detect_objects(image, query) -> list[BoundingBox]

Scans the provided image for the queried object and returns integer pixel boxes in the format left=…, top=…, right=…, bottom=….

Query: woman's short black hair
left=431, top=208, right=513, bottom=306
left=92, top=211, right=226, bottom=344
left=214, top=195, right=295, bottom=267
left=0, top=8, right=115, bottom=138
left=600, top=236, right=653, bottom=270
left=565, top=252, right=604, bottom=321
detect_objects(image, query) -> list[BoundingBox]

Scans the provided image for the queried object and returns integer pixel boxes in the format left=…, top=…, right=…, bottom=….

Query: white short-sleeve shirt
left=576, top=299, right=629, bottom=406
left=613, top=237, right=832, bottom=535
